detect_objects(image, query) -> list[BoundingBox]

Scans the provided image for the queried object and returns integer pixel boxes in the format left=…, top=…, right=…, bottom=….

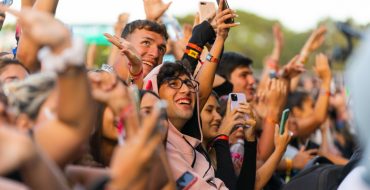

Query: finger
left=306, top=148, right=318, bottom=155
left=217, top=8, right=235, bottom=19
left=219, top=22, right=240, bottom=29
left=218, top=0, right=224, bottom=12
left=299, top=146, right=306, bottom=152
left=0, top=5, right=21, bottom=17
left=274, top=124, right=279, bottom=137
left=141, top=134, right=161, bottom=161
left=245, top=119, right=256, bottom=128
left=226, top=96, right=231, bottom=114
left=193, top=12, right=200, bottom=27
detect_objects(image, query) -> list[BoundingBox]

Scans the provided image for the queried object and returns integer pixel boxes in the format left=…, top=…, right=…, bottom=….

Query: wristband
left=38, top=37, right=86, bottom=73
left=187, top=42, right=203, bottom=52
left=206, top=53, right=218, bottom=64
left=265, top=117, right=277, bottom=126
left=320, top=88, right=331, bottom=97
left=184, top=49, right=200, bottom=59
left=207, top=134, right=229, bottom=151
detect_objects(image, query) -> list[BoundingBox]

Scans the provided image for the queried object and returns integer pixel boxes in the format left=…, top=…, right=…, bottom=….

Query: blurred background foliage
left=178, top=10, right=366, bottom=71
left=1, top=10, right=367, bottom=71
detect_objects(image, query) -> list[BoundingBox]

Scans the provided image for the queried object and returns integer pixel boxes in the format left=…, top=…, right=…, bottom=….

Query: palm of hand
left=144, top=0, right=171, bottom=21
left=18, top=9, right=69, bottom=47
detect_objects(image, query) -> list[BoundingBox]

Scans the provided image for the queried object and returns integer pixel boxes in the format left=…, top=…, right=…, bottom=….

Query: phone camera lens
left=231, top=94, right=238, bottom=101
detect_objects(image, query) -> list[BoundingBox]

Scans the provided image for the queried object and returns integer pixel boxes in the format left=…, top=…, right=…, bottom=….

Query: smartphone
left=216, top=0, right=234, bottom=23
left=176, top=171, right=197, bottom=190
left=154, top=100, right=168, bottom=136
left=228, top=93, right=249, bottom=129
left=199, top=1, right=216, bottom=23
left=279, top=109, right=290, bottom=135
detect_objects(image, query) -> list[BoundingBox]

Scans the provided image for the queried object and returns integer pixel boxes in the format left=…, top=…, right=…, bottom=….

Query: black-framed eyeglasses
left=164, top=77, right=199, bottom=93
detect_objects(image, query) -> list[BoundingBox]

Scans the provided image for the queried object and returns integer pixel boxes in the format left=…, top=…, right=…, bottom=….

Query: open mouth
left=142, top=60, right=156, bottom=68
left=176, top=98, right=191, bottom=105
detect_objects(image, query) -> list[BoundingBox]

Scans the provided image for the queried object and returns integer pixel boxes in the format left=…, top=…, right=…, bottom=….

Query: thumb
left=299, top=146, right=306, bottom=152
left=226, top=96, right=231, bottom=114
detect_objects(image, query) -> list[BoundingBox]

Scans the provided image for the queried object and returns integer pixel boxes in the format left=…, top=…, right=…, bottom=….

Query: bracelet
left=207, top=134, right=229, bottom=151
left=265, top=117, right=277, bottom=126
left=187, top=42, right=203, bottom=52
left=38, top=37, right=86, bottom=73
left=184, top=48, right=200, bottom=59
left=128, top=66, right=143, bottom=78
left=320, top=88, right=331, bottom=97
left=206, top=53, right=219, bottom=64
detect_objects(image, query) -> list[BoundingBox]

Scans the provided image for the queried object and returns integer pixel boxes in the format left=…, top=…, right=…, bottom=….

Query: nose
left=247, top=75, right=255, bottom=85
left=213, top=111, right=222, bottom=123
left=178, top=81, right=191, bottom=94
left=147, top=45, right=160, bottom=59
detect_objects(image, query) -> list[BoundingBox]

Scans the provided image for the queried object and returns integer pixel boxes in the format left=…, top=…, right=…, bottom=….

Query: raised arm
left=2, top=6, right=95, bottom=166
left=196, top=0, right=239, bottom=109
left=295, top=53, right=331, bottom=137
left=290, top=26, right=327, bottom=91
left=16, top=0, right=59, bottom=72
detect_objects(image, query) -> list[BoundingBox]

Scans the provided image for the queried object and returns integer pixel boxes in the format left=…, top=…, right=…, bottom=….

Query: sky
left=4, top=0, right=370, bottom=32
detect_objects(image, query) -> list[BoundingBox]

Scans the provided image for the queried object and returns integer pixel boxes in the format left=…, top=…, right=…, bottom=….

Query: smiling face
left=158, top=74, right=196, bottom=129
left=201, top=95, right=222, bottom=142
left=126, top=29, right=167, bottom=76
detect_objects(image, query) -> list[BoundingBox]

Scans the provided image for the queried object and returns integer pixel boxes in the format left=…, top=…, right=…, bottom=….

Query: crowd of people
left=0, top=0, right=367, bottom=189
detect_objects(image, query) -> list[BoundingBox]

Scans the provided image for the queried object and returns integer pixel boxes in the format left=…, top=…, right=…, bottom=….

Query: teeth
left=178, top=99, right=190, bottom=104
left=142, top=61, right=154, bottom=67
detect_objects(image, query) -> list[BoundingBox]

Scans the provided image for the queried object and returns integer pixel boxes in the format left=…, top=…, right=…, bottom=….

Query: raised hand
left=214, top=0, right=239, bottom=40
left=299, top=25, right=327, bottom=64
left=280, top=55, right=305, bottom=79
left=0, top=6, right=70, bottom=53
left=108, top=104, right=162, bottom=190
left=313, top=53, right=331, bottom=82
left=143, top=0, right=172, bottom=21
left=88, top=71, right=130, bottom=115
left=104, top=33, right=143, bottom=75
left=274, top=123, right=292, bottom=154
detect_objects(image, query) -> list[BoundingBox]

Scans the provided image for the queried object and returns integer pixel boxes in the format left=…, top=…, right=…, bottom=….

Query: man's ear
left=15, top=113, right=33, bottom=131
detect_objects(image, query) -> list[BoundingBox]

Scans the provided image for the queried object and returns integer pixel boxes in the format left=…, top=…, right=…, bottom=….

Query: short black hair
left=0, top=58, right=29, bottom=74
left=121, top=19, right=169, bottom=41
left=285, top=91, right=310, bottom=110
left=157, top=61, right=192, bottom=89
left=216, top=52, right=253, bottom=80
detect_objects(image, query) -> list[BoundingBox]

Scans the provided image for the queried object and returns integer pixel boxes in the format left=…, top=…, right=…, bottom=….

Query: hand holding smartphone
left=216, top=0, right=234, bottom=23
left=228, top=93, right=249, bottom=129
left=279, top=109, right=290, bottom=135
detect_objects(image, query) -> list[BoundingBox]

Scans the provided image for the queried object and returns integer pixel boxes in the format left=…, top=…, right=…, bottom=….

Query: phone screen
left=176, top=171, right=197, bottom=190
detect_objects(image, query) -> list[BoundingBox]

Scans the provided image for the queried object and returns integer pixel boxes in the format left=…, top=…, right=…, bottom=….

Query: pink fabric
left=166, top=122, right=228, bottom=189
